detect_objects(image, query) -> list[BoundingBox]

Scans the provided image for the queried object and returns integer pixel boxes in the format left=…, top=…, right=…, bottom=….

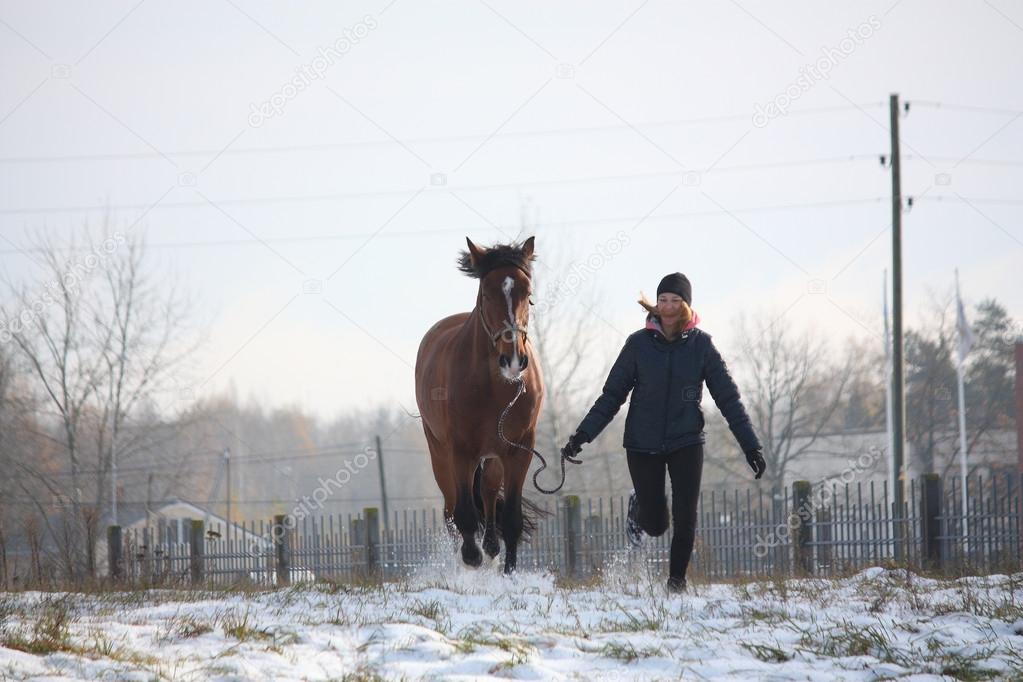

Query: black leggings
left=626, top=443, right=704, bottom=580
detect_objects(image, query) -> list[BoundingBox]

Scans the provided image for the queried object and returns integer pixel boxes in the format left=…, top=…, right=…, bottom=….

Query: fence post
left=792, top=481, right=813, bottom=575
left=351, top=516, right=365, bottom=572
left=107, top=525, right=123, bottom=582
left=189, top=519, right=204, bottom=585
left=920, top=474, right=942, bottom=571
left=563, top=495, right=581, bottom=578
left=274, top=515, right=291, bottom=587
left=141, top=527, right=152, bottom=585
left=816, top=507, right=832, bottom=575
left=585, top=514, right=602, bottom=569
left=364, top=507, right=380, bottom=578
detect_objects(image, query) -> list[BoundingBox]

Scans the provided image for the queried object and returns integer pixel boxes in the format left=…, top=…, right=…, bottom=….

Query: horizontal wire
left=0, top=103, right=885, bottom=165
left=0, top=195, right=893, bottom=256
left=907, top=100, right=1023, bottom=116
left=903, top=155, right=1023, bottom=167
left=0, top=154, right=884, bottom=217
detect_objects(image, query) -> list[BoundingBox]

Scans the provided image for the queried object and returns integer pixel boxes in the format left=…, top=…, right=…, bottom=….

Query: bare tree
left=528, top=230, right=624, bottom=496
left=1, top=230, right=109, bottom=577
left=88, top=235, right=195, bottom=522
left=706, top=313, right=854, bottom=488
left=0, top=226, right=197, bottom=579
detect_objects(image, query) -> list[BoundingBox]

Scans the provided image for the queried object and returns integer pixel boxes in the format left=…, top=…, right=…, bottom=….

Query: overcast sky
left=1, top=0, right=1021, bottom=420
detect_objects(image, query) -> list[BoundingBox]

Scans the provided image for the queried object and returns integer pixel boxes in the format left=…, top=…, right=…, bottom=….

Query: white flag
left=955, top=271, right=974, bottom=367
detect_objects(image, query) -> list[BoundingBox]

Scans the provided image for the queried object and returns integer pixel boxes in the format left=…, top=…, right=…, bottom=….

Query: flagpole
left=955, top=268, right=970, bottom=557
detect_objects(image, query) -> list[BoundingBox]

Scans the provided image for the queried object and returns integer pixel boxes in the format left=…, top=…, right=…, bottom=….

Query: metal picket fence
left=111, top=471, right=1022, bottom=586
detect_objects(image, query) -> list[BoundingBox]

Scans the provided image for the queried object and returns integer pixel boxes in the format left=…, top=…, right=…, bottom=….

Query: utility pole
left=111, top=421, right=118, bottom=526
left=1015, top=341, right=1023, bottom=560
left=146, top=472, right=154, bottom=527
left=375, top=435, right=389, bottom=532
left=224, top=448, right=231, bottom=531
left=883, top=269, right=895, bottom=511
left=889, top=93, right=907, bottom=556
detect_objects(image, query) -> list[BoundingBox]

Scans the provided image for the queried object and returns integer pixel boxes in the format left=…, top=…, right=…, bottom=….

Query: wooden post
left=792, top=481, right=813, bottom=575
left=364, top=507, right=380, bottom=577
left=351, top=516, right=366, bottom=573
left=189, top=519, right=204, bottom=585
left=107, top=525, right=123, bottom=582
left=351, top=517, right=365, bottom=545
left=274, top=515, right=291, bottom=587
left=563, top=495, right=581, bottom=578
left=920, top=474, right=942, bottom=571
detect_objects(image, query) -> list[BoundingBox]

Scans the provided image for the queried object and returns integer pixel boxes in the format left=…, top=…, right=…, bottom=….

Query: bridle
left=477, top=263, right=578, bottom=494
left=479, top=313, right=529, bottom=349
left=477, top=266, right=532, bottom=349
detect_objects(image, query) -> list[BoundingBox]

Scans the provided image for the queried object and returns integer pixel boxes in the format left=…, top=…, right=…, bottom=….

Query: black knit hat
left=656, top=273, right=692, bottom=305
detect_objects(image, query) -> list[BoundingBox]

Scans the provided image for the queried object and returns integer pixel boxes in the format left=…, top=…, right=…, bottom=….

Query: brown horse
left=414, top=236, right=544, bottom=573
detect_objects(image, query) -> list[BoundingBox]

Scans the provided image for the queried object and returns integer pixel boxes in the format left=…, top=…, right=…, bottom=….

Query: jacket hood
left=644, top=309, right=700, bottom=339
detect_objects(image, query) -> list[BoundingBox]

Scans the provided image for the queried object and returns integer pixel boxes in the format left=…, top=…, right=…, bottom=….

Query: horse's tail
left=472, top=461, right=550, bottom=539
left=515, top=497, right=548, bottom=539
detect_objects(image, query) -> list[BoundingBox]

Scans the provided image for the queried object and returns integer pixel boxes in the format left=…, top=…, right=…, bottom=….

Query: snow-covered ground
left=1, top=549, right=1021, bottom=681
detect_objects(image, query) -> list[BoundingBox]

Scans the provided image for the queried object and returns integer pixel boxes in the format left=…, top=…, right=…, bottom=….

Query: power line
left=0, top=103, right=885, bottom=166
left=0, top=195, right=895, bottom=257
left=907, top=100, right=1023, bottom=117
left=914, top=195, right=1023, bottom=206
left=0, top=154, right=884, bottom=217
left=903, top=155, right=1023, bottom=168
left=30, top=441, right=387, bottom=479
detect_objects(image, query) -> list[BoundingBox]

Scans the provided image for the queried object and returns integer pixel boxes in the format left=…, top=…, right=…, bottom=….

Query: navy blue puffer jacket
left=577, top=314, right=761, bottom=455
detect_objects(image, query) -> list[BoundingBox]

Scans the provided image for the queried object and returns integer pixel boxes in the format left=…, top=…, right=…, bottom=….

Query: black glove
left=561, top=430, right=589, bottom=460
left=745, top=448, right=766, bottom=479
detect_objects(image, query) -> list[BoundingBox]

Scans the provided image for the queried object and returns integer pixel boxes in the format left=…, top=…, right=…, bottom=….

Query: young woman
left=561, top=272, right=766, bottom=593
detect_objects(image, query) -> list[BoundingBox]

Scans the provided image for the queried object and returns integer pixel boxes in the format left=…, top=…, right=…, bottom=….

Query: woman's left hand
left=744, top=449, right=766, bottom=479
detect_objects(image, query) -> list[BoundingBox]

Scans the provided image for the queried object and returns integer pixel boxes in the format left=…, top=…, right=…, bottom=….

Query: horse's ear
left=522, top=236, right=535, bottom=260
left=465, top=237, right=486, bottom=268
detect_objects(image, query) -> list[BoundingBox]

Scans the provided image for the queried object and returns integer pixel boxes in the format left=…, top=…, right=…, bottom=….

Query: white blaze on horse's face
left=500, top=275, right=526, bottom=381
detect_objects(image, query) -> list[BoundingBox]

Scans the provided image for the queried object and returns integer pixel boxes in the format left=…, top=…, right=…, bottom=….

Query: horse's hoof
left=461, top=542, right=483, bottom=568
left=503, top=562, right=516, bottom=575
left=482, top=534, right=500, bottom=558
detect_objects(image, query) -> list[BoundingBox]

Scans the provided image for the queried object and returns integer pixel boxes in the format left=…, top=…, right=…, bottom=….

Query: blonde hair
left=638, top=291, right=693, bottom=327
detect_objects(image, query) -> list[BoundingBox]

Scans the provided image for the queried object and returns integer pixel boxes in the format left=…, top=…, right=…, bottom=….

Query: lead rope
left=496, top=376, right=581, bottom=494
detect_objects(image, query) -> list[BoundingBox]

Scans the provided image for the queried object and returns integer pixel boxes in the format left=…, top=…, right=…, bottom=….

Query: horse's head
left=459, top=236, right=536, bottom=381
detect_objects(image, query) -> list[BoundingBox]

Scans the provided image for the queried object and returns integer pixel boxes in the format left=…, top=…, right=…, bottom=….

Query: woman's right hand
left=561, top=430, right=589, bottom=459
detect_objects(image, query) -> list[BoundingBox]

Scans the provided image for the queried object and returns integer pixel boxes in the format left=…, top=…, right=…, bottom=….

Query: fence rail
left=111, top=472, right=1023, bottom=586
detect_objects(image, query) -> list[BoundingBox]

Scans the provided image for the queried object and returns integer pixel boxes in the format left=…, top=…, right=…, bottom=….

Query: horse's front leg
left=480, top=459, right=503, bottom=559
left=453, top=458, right=483, bottom=568
left=500, top=450, right=532, bottom=574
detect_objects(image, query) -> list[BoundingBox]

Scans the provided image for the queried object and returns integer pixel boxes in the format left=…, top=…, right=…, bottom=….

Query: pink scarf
left=645, top=309, right=700, bottom=336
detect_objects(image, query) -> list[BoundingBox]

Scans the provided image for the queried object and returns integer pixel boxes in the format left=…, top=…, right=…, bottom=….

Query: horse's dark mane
left=456, top=240, right=535, bottom=279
